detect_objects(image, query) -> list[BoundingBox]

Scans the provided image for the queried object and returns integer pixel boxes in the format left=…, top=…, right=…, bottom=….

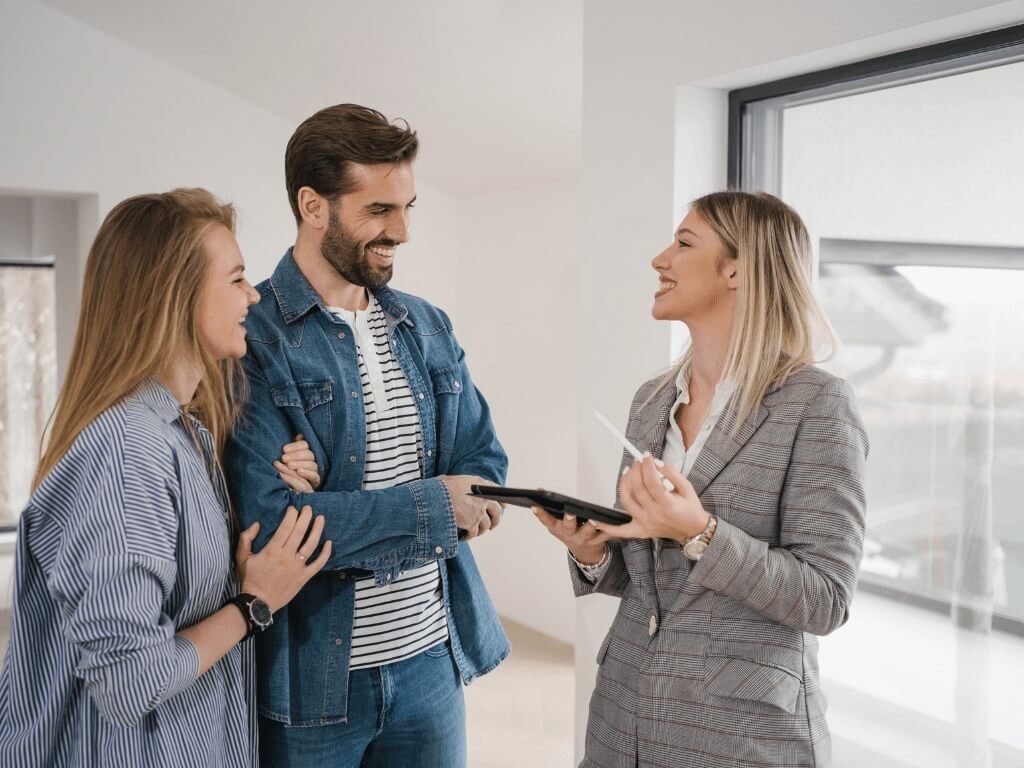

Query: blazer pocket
left=703, top=655, right=802, bottom=715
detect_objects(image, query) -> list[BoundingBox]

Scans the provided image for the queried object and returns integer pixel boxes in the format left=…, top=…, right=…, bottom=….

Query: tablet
left=469, top=485, right=631, bottom=526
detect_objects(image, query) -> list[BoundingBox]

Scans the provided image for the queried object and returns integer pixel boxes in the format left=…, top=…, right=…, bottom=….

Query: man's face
left=320, top=161, right=416, bottom=289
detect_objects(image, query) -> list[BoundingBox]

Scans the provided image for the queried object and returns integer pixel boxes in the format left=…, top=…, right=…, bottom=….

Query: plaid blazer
left=572, top=366, right=868, bottom=768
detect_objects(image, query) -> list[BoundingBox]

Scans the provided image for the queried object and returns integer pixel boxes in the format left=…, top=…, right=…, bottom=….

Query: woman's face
left=195, top=224, right=259, bottom=361
left=651, top=208, right=738, bottom=324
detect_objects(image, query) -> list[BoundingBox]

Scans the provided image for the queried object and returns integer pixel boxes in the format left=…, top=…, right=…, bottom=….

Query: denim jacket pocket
left=271, top=381, right=334, bottom=459
left=429, top=365, right=462, bottom=453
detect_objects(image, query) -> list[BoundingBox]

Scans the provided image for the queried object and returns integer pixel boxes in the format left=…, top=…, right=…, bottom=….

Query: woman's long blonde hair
left=667, top=191, right=834, bottom=429
left=34, top=188, right=244, bottom=490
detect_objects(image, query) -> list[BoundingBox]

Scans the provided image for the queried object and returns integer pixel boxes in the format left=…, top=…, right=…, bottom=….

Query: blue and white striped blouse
left=0, top=380, right=256, bottom=767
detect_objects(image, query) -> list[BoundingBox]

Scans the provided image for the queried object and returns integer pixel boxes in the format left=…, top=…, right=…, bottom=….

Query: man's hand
left=439, top=475, right=503, bottom=541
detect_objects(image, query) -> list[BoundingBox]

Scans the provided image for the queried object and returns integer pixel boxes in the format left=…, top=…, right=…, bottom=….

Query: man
left=225, top=104, right=509, bottom=767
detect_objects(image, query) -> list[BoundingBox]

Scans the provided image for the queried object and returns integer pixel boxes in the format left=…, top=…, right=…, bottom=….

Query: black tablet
left=469, top=485, right=631, bottom=526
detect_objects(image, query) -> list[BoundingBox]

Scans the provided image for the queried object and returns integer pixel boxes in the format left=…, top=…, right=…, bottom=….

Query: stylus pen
left=593, top=410, right=675, bottom=491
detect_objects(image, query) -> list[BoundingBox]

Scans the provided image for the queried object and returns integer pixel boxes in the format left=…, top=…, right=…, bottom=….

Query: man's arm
left=224, top=357, right=457, bottom=575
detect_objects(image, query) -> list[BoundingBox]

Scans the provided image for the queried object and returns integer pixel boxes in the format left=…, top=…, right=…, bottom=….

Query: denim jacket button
left=349, top=455, right=357, bottom=463
left=434, top=546, right=443, bottom=555
left=335, top=638, right=343, bottom=646
left=337, top=332, right=345, bottom=340
left=350, top=391, right=358, bottom=398
left=427, top=449, right=433, bottom=457
left=418, top=393, right=425, bottom=401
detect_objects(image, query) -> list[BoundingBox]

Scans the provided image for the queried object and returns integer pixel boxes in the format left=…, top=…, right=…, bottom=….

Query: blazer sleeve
left=688, top=377, right=869, bottom=636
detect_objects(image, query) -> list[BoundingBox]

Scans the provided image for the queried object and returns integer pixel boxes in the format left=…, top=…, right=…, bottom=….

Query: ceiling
left=40, top=0, right=583, bottom=197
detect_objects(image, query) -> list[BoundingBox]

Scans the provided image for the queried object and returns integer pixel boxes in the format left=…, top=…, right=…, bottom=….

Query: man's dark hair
left=285, top=104, right=419, bottom=225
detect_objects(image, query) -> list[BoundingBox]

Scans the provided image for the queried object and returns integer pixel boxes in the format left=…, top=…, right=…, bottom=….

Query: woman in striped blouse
left=0, top=189, right=331, bottom=767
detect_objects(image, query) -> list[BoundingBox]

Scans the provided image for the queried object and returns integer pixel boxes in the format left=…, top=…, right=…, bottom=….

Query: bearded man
left=225, top=104, right=509, bottom=768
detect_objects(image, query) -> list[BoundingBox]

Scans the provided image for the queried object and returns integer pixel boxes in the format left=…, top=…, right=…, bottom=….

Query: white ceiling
left=40, top=0, right=583, bottom=197
left=39, top=0, right=1023, bottom=198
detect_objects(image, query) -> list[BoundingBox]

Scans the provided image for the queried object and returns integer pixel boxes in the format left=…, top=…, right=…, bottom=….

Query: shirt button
left=418, top=393, right=425, bottom=401
left=649, top=615, right=658, bottom=636
left=435, top=546, right=443, bottom=554
left=335, top=638, right=343, bottom=645
left=337, top=332, right=345, bottom=340
left=349, top=455, right=357, bottom=463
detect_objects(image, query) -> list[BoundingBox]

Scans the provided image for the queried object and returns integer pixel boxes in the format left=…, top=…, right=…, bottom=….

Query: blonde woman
left=535, top=191, right=868, bottom=767
left=0, top=189, right=331, bottom=767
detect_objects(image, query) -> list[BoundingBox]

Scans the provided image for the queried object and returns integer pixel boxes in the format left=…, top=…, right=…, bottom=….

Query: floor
left=465, top=618, right=575, bottom=768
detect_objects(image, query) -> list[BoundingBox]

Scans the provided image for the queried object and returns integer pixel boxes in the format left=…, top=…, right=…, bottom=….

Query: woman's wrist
left=570, top=544, right=609, bottom=569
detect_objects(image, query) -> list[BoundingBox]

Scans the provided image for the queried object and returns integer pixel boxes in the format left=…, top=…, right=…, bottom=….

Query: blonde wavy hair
left=665, top=191, right=835, bottom=429
left=34, top=188, right=244, bottom=489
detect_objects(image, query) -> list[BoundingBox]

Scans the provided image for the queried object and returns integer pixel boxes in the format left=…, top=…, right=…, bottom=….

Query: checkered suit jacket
left=572, top=366, right=868, bottom=768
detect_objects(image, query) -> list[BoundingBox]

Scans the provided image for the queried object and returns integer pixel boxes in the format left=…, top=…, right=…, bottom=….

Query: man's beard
left=321, top=205, right=394, bottom=289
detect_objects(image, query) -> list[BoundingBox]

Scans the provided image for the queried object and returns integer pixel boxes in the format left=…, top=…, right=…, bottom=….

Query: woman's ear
left=722, top=258, right=740, bottom=291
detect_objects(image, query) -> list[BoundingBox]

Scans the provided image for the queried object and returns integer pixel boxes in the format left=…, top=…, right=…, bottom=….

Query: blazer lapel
left=620, top=382, right=677, bottom=594
left=687, top=401, right=770, bottom=498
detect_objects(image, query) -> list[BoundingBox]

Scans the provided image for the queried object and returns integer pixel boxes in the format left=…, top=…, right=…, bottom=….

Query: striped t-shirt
left=328, top=295, right=449, bottom=670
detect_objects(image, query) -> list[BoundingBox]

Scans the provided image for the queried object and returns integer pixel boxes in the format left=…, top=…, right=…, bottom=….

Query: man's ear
left=297, top=187, right=328, bottom=231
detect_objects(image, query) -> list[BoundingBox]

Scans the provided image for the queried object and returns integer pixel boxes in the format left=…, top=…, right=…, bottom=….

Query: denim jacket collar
left=270, top=248, right=413, bottom=329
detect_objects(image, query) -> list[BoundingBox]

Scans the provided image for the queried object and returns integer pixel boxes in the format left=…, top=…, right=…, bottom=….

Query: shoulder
left=29, top=398, right=179, bottom=547
left=771, top=365, right=855, bottom=405
left=774, top=366, right=868, bottom=453
left=387, top=288, right=453, bottom=336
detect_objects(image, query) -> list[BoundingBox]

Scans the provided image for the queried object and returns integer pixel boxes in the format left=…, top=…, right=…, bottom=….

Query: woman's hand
left=532, top=503, right=612, bottom=566
left=274, top=434, right=320, bottom=493
left=234, top=505, right=332, bottom=612
left=595, top=454, right=709, bottom=542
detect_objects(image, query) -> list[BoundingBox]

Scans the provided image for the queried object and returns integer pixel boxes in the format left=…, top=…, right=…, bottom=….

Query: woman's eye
left=678, top=240, right=691, bottom=248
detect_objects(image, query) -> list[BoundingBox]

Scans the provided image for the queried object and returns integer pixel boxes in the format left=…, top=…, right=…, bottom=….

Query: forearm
left=688, top=517, right=854, bottom=635
left=177, top=605, right=249, bottom=677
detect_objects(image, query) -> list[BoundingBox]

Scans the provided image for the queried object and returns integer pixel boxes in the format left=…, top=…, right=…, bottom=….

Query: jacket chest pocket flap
left=271, top=381, right=334, bottom=456
left=703, top=655, right=801, bottom=715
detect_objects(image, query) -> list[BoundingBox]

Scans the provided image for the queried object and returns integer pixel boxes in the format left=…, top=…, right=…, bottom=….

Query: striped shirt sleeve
left=43, top=432, right=200, bottom=727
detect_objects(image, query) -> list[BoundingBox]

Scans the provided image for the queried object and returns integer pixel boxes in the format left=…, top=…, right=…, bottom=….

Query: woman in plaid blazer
left=535, top=191, right=868, bottom=767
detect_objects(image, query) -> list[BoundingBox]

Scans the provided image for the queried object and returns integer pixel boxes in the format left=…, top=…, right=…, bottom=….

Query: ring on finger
left=296, top=552, right=308, bottom=562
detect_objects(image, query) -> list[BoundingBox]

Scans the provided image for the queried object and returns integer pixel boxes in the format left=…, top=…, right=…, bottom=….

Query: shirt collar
left=133, top=377, right=184, bottom=425
left=270, top=247, right=411, bottom=327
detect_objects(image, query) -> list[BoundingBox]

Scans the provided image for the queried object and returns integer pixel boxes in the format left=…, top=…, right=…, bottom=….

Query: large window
left=730, top=24, right=1024, bottom=766
left=0, top=260, right=57, bottom=530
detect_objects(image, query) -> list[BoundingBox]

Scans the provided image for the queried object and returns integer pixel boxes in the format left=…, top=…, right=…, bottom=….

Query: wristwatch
left=227, top=593, right=273, bottom=640
left=682, top=515, right=718, bottom=561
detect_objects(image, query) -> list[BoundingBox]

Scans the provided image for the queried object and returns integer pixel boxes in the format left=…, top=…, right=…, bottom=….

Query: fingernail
left=621, top=467, right=629, bottom=476
left=642, top=451, right=651, bottom=458
left=654, top=459, right=664, bottom=468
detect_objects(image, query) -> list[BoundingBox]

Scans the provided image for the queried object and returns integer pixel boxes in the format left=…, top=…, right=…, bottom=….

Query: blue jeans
left=259, top=643, right=466, bottom=768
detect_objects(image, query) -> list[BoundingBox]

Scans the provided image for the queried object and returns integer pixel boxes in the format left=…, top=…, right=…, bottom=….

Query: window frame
left=726, top=24, right=1024, bottom=636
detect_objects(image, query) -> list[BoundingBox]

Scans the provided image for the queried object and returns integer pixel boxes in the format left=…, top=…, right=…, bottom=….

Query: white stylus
left=593, top=410, right=675, bottom=491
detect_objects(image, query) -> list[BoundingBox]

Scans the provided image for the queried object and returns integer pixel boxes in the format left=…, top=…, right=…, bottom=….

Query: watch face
left=249, top=599, right=272, bottom=627
left=683, top=539, right=708, bottom=560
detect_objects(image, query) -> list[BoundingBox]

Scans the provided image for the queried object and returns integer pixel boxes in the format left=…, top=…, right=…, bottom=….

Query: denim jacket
left=224, top=250, right=510, bottom=726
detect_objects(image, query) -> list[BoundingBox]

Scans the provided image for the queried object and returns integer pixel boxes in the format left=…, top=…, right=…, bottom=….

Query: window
left=0, top=259, right=58, bottom=530
left=730, top=24, right=1024, bottom=765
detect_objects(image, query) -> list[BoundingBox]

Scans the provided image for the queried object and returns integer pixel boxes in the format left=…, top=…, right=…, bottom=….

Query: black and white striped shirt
left=328, top=295, right=449, bottom=670
left=0, top=380, right=256, bottom=768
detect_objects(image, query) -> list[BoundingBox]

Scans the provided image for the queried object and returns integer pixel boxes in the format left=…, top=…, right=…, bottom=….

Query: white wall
left=0, top=0, right=462, bottom=345
left=452, top=179, right=581, bottom=645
